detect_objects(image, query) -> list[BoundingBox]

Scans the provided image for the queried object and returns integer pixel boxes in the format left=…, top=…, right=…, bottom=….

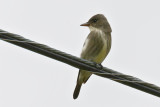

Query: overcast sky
left=0, top=0, right=160, bottom=107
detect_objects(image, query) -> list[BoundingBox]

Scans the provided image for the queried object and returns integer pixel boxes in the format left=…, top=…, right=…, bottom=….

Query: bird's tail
left=73, top=82, right=82, bottom=99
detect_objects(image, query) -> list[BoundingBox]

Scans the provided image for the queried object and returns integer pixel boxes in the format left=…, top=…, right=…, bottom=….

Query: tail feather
left=73, top=83, right=82, bottom=99
left=73, top=70, right=91, bottom=99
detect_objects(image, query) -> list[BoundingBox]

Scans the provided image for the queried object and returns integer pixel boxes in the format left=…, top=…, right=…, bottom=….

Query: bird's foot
left=94, top=63, right=103, bottom=70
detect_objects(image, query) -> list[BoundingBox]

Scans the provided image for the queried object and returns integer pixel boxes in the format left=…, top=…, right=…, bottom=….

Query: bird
left=73, top=14, right=112, bottom=99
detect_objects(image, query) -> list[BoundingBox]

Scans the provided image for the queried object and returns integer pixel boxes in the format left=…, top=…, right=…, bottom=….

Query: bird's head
left=80, top=14, right=112, bottom=32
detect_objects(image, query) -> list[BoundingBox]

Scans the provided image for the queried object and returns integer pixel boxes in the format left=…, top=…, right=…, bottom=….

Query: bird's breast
left=93, top=40, right=108, bottom=64
left=93, top=31, right=111, bottom=64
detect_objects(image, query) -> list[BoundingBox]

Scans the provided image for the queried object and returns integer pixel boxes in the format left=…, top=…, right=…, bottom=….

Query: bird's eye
left=93, top=19, right=97, bottom=23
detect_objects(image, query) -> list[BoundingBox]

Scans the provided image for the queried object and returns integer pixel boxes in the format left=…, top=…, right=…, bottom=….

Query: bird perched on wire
left=73, top=14, right=112, bottom=99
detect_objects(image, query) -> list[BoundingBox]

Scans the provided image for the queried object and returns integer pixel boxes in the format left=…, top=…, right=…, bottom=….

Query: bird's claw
left=94, top=63, right=103, bottom=70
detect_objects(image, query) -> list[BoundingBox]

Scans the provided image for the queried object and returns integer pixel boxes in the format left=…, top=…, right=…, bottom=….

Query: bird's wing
left=80, top=31, right=104, bottom=60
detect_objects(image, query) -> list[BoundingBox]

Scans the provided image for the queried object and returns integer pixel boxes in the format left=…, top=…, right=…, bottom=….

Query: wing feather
left=80, top=31, right=104, bottom=60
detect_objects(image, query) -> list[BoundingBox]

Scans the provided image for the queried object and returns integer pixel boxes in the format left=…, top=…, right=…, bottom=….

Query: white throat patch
left=89, top=26, right=104, bottom=36
left=89, top=26, right=101, bottom=32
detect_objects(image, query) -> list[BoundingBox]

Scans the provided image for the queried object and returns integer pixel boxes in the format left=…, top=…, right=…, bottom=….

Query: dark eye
left=93, top=19, right=97, bottom=23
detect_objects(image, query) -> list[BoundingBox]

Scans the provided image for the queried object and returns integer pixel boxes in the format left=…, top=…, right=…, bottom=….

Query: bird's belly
left=93, top=43, right=107, bottom=64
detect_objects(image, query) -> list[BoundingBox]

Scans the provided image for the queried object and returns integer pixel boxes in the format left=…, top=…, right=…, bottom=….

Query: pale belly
left=93, top=42, right=108, bottom=64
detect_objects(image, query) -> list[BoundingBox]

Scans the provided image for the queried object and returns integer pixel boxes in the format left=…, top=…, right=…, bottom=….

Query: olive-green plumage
left=73, top=14, right=112, bottom=99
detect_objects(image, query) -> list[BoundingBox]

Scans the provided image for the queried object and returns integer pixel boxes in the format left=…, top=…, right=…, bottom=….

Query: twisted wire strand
left=0, top=37, right=148, bottom=82
left=0, top=29, right=160, bottom=98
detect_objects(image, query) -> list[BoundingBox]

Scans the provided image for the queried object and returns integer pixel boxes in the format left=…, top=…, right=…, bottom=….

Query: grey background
left=0, top=0, right=160, bottom=107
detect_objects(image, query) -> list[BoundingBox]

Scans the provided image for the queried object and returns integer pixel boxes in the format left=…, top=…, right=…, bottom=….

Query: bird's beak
left=80, top=22, right=90, bottom=26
